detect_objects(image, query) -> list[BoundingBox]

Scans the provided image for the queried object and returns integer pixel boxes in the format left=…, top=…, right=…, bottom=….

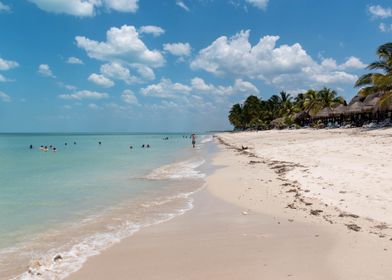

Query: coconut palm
left=303, top=89, right=320, bottom=115
left=317, top=87, right=345, bottom=108
left=355, top=42, right=392, bottom=106
left=228, top=103, right=244, bottom=129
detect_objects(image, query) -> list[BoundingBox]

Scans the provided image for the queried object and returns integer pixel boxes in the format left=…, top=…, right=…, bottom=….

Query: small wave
left=145, top=158, right=206, bottom=180
left=200, top=135, right=213, bottom=144
left=16, top=193, right=197, bottom=280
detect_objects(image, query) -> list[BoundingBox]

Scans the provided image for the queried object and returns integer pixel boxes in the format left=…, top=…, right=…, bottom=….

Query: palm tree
left=355, top=42, right=392, bottom=106
left=317, top=87, right=345, bottom=108
left=228, top=103, right=244, bottom=129
left=242, top=95, right=262, bottom=128
left=303, top=89, right=320, bottom=115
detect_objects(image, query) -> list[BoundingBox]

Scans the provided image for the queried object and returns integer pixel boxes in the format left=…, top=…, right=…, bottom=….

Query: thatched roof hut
left=348, top=95, right=365, bottom=106
left=331, top=104, right=347, bottom=116
left=346, top=101, right=364, bottom=114
left=362, top=93, right=381, bottom=112
left=292, top=111, right=310, bottom=122
left=314, top=107, right=334, bottom=119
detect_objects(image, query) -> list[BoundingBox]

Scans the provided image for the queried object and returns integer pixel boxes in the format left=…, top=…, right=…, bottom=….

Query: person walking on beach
left=191, top=133, right=196, bottom=148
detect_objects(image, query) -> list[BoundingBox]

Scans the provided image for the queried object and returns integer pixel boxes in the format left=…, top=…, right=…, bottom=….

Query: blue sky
left=0, top=0, right=391, bottom=132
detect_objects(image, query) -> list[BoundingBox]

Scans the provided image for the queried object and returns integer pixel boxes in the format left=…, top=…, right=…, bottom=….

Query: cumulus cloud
left=0, top=1, right=10, bottom=12
left=368, top=5, right=392, bottom=19
left=103, top=0, right=139, bottom=13
left=59, top=90, right=109, bottom=100
left=176, top=0, right=190, bottom=11
left=163, top=42, right=191, bottom=57
left=0, top=91, right=10, bottom=102
left=141, top=78, right=192, bottom=98
left=76, top=25, right=165, bottom=67
left=191, top=30, right=362, bottom=90
left=28, top=0, right=138, bottom=17
left=191, top=77, right=259, bottom=96
left=100, top=62, right=140, bottom=84
left=67, top=56, right=84, bottom=64
left=139, top=25, right=165, bottom=37
left=88, top=73, right=115, bottom=87
left=38, top=64, right=55, bottom=78
left=121, top=89, right=139, bottom=105
left=339, top=56, right=367, bottom=69
left=245, top=0, right=269, bottom=10
left=0, top=57, right=19, bottom=71
left=141, top=77, right=259, bottom=99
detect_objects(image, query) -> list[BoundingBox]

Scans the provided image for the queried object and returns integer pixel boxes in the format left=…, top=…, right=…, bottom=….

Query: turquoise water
left=0, top=133, right=210, bottom=279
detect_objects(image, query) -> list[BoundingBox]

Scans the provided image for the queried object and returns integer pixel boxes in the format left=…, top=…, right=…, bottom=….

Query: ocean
left=0, top=133, right=214, bottom=279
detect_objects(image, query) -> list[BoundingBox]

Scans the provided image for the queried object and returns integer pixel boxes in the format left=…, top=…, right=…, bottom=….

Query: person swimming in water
left=29, top=144, right=33, bottom=149
left=191, top=134, right=196, bottom=148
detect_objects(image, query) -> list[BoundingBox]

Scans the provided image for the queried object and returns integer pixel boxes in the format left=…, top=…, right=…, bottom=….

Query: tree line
left=228, top=88, right=346, bottom=130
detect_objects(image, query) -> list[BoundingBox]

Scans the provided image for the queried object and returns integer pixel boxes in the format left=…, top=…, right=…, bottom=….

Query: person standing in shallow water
left=191, top=133, right=196, bottom=148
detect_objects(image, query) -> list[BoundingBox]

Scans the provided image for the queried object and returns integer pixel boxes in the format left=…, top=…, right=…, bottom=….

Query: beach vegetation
left=228, top=88, right=345, bottom=130
left=355, top=42, right=392, bottom=108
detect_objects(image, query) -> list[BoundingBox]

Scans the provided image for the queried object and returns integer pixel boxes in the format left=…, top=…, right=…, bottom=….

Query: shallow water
left=0, top=133, right=214, bottom=279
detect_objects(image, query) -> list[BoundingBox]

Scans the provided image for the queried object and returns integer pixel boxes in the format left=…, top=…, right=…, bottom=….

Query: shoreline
left=67, top=131, right=392, bottom=279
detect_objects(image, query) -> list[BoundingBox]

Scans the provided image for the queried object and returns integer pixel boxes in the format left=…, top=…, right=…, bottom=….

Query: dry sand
left=67, top=128, right=392, bottom=280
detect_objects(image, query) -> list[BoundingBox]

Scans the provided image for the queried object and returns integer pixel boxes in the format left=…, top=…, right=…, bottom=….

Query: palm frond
left=355, top=73, right=373, bottom=88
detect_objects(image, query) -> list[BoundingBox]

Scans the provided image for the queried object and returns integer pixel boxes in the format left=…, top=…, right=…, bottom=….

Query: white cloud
left=176, top=0, right=190, bottom=11
left=379, top=22, right=392, bottom=32
left=339, top=56, right=367, bottom=69
left=59, top=90, right=109, bottom=100
left=76, top=25, right=165, bottom=67
left=245, top=0, right=269, bottom=10
left=139, top=25, right=165, bottom=37
left=0, top=1, right=10, bottom=12
left=163, top=42, right=191, bottom=57
left=142, top=77, right=259, bottom=99
left=141, top=78, right=192, bottom=98
left=88, top=73, right=115, bottom=87
left=28, top=0, right=138, bottom=17
left=0, top=57, right=19, bottom=71
left=191, top=77, right=259, bottom=96
left=38, top=64, right=55, bottom=78
left=134, top=64, right=155, bottom=80
left=121, top=89, right=139, bottom=105
left=67, top=56, right=84, bottom=64
left=103, top=0, right=138, bottom=13
left=0, top=73, right=7, bottom=82
left=29, top=0, right=95, bottom=16
left=191, top=30, right=361, bottom=90
left=100, top=62, right=140, bottom=84
left=0, top=91, right=10, bottom=102
left=368, top=5, right=392, bottom=19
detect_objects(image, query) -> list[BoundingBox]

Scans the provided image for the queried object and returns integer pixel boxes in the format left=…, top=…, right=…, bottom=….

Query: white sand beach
left=67, top=128, right=392, bottom=280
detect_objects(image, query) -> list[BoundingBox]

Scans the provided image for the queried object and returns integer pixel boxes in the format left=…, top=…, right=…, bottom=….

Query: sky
left=0, top=0, right=391, bottom=132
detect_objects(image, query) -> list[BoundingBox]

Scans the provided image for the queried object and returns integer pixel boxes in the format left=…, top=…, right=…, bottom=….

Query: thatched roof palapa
left=292, top=111, right=310, bottom=122
left=331, top=104, right=347, bottom=116
left=314, top=107, right=334, bottom=118
left=346, top=101, right=364, bottom=114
